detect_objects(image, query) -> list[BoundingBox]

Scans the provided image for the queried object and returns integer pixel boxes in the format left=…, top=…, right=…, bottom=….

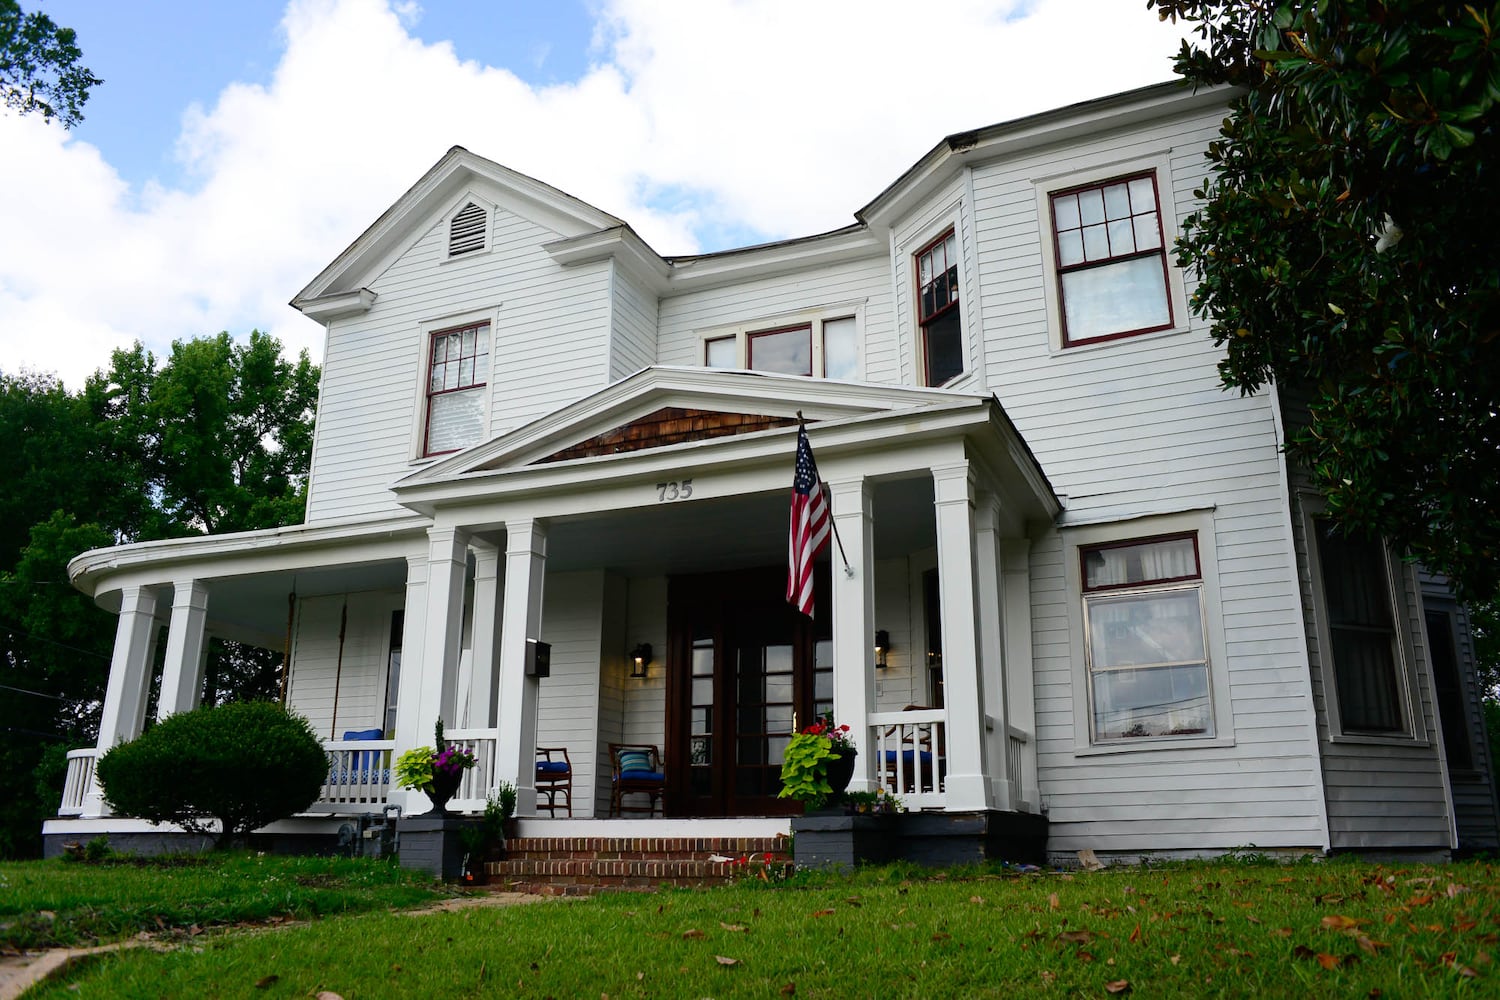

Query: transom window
left=1050, top=173, right=1172, bottom=346
left=703, top=316, right=858, bottom=379
left=424, top=321, right=490, bottom=456
left=1081, top=533, right=1213, bottom=742
left=915, top=229, right=962, bottom=385
left=1314, top=522, right=1406, bottom=734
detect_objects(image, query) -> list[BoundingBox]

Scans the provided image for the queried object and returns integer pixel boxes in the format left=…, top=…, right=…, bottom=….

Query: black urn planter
left=825, top=749, right=857, bottom=801
left=424, top=769, right=464, bottom=816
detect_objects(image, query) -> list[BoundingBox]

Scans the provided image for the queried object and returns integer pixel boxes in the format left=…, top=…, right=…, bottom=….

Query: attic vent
left=448, top=202, right=487, bottom=256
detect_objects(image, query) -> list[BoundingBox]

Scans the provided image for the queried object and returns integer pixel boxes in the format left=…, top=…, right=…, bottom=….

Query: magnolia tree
left=1152, top=0, right=1500, bottom=601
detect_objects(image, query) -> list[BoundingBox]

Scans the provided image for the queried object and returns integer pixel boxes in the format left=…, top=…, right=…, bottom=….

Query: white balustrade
left=444, top=727, right=499, bottom=812
left=867, top=708, right=947, bottom=811
left=59, top=749, right=97, bottom=816
left=317, top=739, right=395, bottom=810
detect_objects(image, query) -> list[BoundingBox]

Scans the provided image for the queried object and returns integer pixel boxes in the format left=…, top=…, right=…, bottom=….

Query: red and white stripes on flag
left=786, top=424, right=831, bottom=617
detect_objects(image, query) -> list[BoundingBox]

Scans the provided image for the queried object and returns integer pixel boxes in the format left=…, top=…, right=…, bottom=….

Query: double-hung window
left=915, top=229, right=963, bottom=385
left=1313, top=521, right=1408, bottom=734
left=424, top=321, right=489, bottom=456
left=1049, top=172, right=1172, bottom=346
left=703, top=314, right=858, bottom=379
left=1081, top=533, right=1214, bottom=742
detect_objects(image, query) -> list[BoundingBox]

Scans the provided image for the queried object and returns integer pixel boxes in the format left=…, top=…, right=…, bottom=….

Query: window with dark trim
left=424, top=321, right=490, bottom=456
left=1081, top=532, right=1213, bottom=742
left=915, top=230, right=963, bottom=385
left=1050, top=172, right=1172, bottom=346
left=747, top=324, right=812, bottom=376
left=703, top=316, right=858, bottom=378
left=1314, top=522, right=1406, bottom=734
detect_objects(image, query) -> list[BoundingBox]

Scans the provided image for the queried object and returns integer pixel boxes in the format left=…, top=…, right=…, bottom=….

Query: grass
left=16, top=855, right=1500, bottom=998
left=0, top=852, right=449, bottom=951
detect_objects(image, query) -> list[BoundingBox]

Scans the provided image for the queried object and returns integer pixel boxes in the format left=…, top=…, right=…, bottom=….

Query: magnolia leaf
left=682, top=929, right=705, bottom=939
left=715, top=955, right=740, bottom=967
left=720, top=923, right=747, bottom=933
left=254, top=975, right=279, bottom=989
left=1322, top=915, right=1360, bottom=930
left=1105, top=980, right=1131, bottom=994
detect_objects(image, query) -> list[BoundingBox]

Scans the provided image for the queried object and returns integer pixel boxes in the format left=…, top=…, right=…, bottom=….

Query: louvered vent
left=448, top=202, right=487, bottom=256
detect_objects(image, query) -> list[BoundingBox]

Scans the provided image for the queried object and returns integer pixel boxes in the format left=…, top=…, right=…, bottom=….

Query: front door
left=666, top=568, right=831, bottom=817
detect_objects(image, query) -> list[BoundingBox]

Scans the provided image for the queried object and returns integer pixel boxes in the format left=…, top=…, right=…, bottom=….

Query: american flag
left=786, top=424, right=830, bottom=617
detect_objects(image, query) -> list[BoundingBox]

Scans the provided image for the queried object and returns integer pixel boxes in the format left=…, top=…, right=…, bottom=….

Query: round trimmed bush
left=96, top=701, right=328, bottom=848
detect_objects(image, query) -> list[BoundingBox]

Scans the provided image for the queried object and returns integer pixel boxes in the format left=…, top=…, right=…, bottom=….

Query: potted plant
left=778, top=714, right=856, bottom=810
left=460, top=782, right=517, bottom=886
left=394, top=719, right=476, bottom=816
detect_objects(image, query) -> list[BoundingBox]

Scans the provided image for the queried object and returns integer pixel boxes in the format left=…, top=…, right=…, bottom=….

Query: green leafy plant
left=842, top=788, right=904, bottom=816
left=778, top=715, right=854, bottom=808
left=393, top=719, right=475, bottom=793
left=95, top=701, right=328, bottom=849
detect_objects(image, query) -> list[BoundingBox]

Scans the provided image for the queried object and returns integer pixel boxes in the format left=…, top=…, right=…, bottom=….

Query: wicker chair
left=535, top=747, right=573, bottom=817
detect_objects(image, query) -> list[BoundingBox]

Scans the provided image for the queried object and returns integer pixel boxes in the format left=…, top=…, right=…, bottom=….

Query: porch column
left=417, top=526, right=469, bottom=742
left=496, top=519, right=546, bottom=815
left=156, top=579, right=210, bottom=720
left=87, top=586, right=160, bottom=815
left=1001, top=538, right=1038, bottom=811
left=974, top=494, right=1012, bottom=810
left=828, top=478, right=877, bottom=793
left=466, top=541, right=502, bottom=730
left=390, top=552, right=431, bottom=813
left=932, top=462, right=987, bottom=811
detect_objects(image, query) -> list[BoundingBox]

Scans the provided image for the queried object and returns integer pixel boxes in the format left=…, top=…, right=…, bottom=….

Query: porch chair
left=609, top=743, right=665, bottom=817
left=535, top=746, right=573, bottom=817
left=881, top=706, right=945, bottom=793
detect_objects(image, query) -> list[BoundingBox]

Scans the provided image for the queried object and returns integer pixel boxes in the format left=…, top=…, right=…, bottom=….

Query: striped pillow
left=617, top=749, right=652, bottom=774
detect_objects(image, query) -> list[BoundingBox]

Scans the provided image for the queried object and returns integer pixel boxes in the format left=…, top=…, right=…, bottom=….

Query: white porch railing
left=315, top=739, right=396, bottom=812
left=445, top=727, right=499, bottom=812
left=59, top=748, right=97, bottom=816
left=867, top=708, right=946, bottom=811
left=1005, top=724, right=1033, bottom=812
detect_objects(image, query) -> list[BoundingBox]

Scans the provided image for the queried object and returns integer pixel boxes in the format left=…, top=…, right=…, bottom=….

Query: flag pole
left=798, top=411, right=855, bottom=579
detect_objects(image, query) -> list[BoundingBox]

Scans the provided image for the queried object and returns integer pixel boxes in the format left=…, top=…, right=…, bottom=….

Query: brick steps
left=486, top=835, right=788, bottom=896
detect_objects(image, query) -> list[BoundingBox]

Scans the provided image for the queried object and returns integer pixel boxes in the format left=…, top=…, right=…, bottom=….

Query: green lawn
left=0, top=853, right=448, bottom=951
left=13, top=856, right=1499, bottom=998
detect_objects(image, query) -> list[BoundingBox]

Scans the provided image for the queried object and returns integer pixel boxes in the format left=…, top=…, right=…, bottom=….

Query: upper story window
left=703, top=314, right=858, bottom=380
left=915, top=229, right=962, bottom=385
left=1081, top=533, right=1213, bottom=742
left=424, top=321, right=490, bottom=455
left=1049, top=172, right=1172, bottom=346
left=448, top=201, right=488, bottom=257
left=1313, top=521, right=1409, bottom=735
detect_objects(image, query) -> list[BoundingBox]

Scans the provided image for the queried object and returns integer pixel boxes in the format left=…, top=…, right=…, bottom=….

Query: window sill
left=1326, top=732, right=1429, bottom=749
left=1051, top=323, right=1189, bottom=357
left=1073, top=735, right=1235, bottom=757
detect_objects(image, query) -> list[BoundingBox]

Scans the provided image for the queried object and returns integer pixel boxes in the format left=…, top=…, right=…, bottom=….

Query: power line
left=0, top=623, right=112, bottom=660
left=0, top=681, right=73, bottom=701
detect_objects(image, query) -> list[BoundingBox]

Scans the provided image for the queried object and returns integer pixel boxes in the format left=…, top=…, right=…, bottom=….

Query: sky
left=0, top=0, right=1196, bottom=389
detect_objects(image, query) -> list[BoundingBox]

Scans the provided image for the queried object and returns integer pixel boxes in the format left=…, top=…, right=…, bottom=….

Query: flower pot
left=826, top=748, right=857, bottom=798
left=425, top=768, right=464, bottom=816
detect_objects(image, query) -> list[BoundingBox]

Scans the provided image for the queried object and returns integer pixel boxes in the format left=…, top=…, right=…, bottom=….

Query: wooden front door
left=666, top=568, right=831, bottom=817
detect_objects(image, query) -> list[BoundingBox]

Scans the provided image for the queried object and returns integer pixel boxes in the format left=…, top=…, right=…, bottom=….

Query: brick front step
left=487, top=835, right=788, bottom=894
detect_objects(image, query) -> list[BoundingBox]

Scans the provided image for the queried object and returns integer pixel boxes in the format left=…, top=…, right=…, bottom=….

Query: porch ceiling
left=205, top=560, right=408, bottom=647
left=542, top=475, right=938, bottom=576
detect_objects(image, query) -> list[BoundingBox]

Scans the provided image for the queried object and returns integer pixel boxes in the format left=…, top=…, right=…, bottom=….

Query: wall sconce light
left=874, top=630, right=891, bottom=669
left=630, top=643, right=653, bottom=678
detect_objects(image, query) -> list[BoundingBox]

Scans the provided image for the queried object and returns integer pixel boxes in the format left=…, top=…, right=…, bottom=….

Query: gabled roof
left=291, top=146, right=635, bottom=311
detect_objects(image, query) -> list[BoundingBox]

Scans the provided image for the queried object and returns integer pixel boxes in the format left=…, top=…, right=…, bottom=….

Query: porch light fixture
left=630, top=643, right=653, bottom=678
left=874, top=630, right=891, bottom=669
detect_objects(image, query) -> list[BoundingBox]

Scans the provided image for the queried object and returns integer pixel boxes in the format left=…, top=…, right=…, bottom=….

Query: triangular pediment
left=396, top=366, right=989, bottom=488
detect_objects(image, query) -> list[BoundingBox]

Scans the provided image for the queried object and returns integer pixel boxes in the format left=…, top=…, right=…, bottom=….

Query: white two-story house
left=48, top=81, right=1499, bottom=863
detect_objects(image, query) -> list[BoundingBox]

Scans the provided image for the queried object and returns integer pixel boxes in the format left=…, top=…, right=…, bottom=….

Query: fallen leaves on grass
left=682, top=929, right=705, bottom=939
left=720, top=923, right=747, bottom=932
left=254, top=975, right=278, bottom=989
left=715, top=955, right=740, bottom=967
left=1105, top=980, right=1131, bottom=994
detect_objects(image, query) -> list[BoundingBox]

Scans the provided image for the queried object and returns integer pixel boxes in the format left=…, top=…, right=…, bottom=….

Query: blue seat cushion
left=882, top=749, right=934, bottom=764
left=618, top=770, right=665, bottom=783
left=536, top=761, right=571, bottom=775
left=342, top=729, right=385, bottom=769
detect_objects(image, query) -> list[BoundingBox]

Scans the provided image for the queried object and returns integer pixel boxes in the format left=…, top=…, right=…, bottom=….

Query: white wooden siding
left=286, top=591, right=401, bottom=739
left=608, top=264, right=659, bottom=382
left=534, top=571, right=606, bottom=816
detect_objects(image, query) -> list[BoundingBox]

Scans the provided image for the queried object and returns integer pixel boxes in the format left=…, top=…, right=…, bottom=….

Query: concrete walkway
left=0, top=891, right=546, bottom=999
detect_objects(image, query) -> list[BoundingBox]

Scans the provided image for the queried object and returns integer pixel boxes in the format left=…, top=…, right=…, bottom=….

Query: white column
left=417, top=526, right=469, bottom=743
left=156, top=579, right=210, bottom=721
left=828, top=478, right=877, bottom=793
left=88, top=586, right=160, bottom=815
left=496, top=519, right=546, bottom=815
left=973, top=494, right=1011, bottom=810
left=390, top=553, right=430, bottom=813
left=932, top=462, right=987, bottom=811
left=467, top=541, right=502, bottom=731
left=1001, top=537, right=1038, bottom=811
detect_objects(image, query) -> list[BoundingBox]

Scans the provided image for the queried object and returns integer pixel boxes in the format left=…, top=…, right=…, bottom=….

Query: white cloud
left=0, top=0, right=1191, bottom=389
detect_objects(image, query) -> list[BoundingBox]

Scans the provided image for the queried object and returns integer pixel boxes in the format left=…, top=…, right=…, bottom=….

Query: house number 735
left=656, top=479, right=693, bottom=502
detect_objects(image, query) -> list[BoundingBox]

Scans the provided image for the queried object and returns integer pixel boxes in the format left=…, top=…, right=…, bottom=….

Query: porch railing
left=867, top=708, right=946, bottom=811
left=315, top=739, right=396, bottom=811
left=444, top=727, right=499, bottom=812
left=1005, top=724, right=1032, bottom=812
left=59, top=748, right=97, bottom=816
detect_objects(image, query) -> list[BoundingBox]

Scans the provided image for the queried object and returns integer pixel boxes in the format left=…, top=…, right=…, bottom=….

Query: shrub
left=96, top=701, right=328, bottom=849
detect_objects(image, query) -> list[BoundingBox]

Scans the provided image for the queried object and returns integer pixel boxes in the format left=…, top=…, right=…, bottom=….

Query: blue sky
left=2, top=1, right=1193, bottom=388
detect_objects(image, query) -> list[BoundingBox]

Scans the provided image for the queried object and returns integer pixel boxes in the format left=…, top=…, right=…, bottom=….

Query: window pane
left=1133, top=212, right=1162, bottom=251
left=705, top=336, right=737, bottom=368
left=1060, top=256, right=1171, bottom=342
left=923, top=309, right=963, bottom=385
left=1057, top=230, right=1085, bottom=267
left=748, top=326, right=811, bottom=376
left=1082, top=224, right=1110, bottom=260
left=1053, top=193, right=1080, bottom=230
left=1093, top=664, right=1212, bottom=739
left=1107, top=219, right=1135, bottom=255
left=427, top=387, right=484, bottom=453
left=1128, top=176, right=1156, bottom=212
left=1087, top=590, right=1206, bottom=669
left=822, top=317, right=858, bottom=380
left=1078, top=188, right=1105, bottom=226
left=1316, top=523, right=1405, bottom=733
left=1085, top=536, right=1198, bottom=589
left=429, top=364, right=446, bottom=393
left=1103, top=182, right=1131, bottom=220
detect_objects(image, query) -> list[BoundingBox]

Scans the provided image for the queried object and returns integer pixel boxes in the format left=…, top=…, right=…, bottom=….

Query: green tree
left=1153, top=0, right=1500, bottom=601
left=0, top=0, right=100, bottom=127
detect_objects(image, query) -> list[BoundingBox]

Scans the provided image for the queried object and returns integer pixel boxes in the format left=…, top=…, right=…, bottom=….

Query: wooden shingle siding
left=539, top=407, right=796, bottom=463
